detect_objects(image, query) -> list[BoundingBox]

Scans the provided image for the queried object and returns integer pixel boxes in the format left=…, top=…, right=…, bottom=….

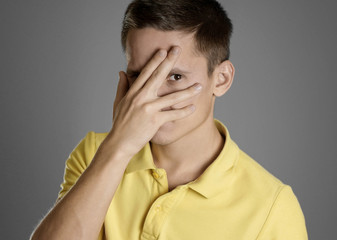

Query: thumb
left=113, top=71, right=129, bottom=120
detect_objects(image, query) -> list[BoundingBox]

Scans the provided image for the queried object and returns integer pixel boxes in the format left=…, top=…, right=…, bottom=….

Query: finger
left=143, top=46, right=181, bottom=94
left=152, top=83, right=202, bottom=111
left=159, top=104, right=196, bottom=123
left=115, top=71, right=129, bottom=102
left=128, top=49, right=167, bottom=96
left=113, top=71, right=129, bottom=119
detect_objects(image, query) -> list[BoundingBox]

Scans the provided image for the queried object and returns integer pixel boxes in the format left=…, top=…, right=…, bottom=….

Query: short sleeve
left=257, top=185, right=308, bottom=240
left=56, top=131, right=97, bottom=202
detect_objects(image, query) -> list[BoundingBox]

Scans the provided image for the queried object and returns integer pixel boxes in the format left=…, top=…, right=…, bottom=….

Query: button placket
left=151, top=169, right=168, bottom=192
left=141, top=186, right=188, bottom=240
left=152, top=171, right=160, bottom=179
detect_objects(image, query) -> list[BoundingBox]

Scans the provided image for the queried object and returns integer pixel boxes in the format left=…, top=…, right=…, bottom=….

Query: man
left=31, top=0, right=308, bottom=239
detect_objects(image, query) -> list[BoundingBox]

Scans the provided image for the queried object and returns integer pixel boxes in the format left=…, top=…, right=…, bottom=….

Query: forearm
left=30, top=137, right=130, bottom=240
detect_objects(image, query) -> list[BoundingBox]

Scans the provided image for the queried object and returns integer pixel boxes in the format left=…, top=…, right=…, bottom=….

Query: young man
left=31, top=0, right=308, bottom=239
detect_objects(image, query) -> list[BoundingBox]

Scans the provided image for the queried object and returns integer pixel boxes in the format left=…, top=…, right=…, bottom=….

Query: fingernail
left=172, top=47, right=180, bottom=55
left=158, top=49, right=166, bottom=57
left=194, top=83, right=202, bottom=91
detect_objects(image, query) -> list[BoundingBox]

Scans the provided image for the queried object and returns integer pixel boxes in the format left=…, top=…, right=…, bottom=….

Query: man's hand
left=109, top=46, right=202, bottom=159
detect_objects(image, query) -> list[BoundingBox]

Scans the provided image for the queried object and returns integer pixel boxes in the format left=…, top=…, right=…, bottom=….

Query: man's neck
left=150, top=116, right=225, bottom=188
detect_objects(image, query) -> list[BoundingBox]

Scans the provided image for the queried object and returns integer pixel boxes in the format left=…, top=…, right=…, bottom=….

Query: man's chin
left=150, top=122, right=176, bottom=145
left=150, top=134, right=173, bottom=146
left=159, top=120, right=174, bottom=128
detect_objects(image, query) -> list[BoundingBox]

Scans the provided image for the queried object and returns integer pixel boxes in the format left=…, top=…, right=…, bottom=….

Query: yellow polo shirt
left=57, top=118, right=308, bottom=239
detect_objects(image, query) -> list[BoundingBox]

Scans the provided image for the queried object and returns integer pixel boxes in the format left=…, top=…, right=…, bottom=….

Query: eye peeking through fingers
left=168, top=73, right=182, bottom=82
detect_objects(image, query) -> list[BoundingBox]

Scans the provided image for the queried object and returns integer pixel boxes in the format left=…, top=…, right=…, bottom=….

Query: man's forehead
left=126, top=28, right=199, bottom=71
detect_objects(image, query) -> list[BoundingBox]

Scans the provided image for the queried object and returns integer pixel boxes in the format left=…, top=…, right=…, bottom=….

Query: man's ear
left=213, top=60, right=235, bottom=97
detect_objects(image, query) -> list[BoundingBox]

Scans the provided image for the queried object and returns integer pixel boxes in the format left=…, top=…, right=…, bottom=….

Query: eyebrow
left=126, top=67, right=192, bottom=76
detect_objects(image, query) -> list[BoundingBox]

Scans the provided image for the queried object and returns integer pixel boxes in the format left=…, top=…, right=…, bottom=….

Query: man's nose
left=156, top=82, right=178, bottom=98
left=157, top=83, right=193, bottom=111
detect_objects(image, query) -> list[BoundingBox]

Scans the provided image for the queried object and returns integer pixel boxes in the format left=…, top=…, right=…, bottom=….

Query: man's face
left=125, top=27, right=217, bottom=145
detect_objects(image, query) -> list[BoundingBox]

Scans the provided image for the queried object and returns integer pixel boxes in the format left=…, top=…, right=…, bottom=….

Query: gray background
left=1, top=0, right=336, bottom=239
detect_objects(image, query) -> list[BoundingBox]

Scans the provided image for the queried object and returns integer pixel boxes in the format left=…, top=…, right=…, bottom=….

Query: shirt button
left=152, top=171, right=160, bottom=179
left=155, top=205, right=162, bottom=212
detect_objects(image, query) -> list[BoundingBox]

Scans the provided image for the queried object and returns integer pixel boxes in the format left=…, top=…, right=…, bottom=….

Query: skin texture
left=124, top=27, right=235, bottom=190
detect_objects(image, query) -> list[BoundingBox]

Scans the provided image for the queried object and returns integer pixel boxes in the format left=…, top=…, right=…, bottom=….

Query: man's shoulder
left=233, top=146, right=286, bottom=198
left=232, top=146, right=308, bottom=239
left=237, top=148, right=284, bottom=184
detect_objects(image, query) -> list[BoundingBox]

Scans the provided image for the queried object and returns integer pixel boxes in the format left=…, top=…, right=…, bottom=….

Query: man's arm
left=30, top=137, right=132, bottom=240
left=30, top=46, right=202, bottom=240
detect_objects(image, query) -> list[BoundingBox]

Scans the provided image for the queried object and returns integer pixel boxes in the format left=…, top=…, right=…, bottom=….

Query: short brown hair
left=121, top=0, right=233, bottom=77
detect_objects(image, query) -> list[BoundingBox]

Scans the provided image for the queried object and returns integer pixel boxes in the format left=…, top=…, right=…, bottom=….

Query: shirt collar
left=124, top=118, right=239, bottom=199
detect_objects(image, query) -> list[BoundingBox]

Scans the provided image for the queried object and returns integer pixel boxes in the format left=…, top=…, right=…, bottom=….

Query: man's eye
left=168, top=74, right=182, bottom=81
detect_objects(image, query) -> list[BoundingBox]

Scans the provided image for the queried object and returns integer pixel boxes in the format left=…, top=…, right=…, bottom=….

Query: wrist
left=101, top=130, right=134, bottom=162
